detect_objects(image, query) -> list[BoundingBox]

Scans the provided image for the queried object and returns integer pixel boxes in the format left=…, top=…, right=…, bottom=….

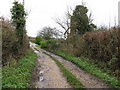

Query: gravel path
left=30, top=43, right=71, bottom=88
left=41, top=49, right=110, bottom=88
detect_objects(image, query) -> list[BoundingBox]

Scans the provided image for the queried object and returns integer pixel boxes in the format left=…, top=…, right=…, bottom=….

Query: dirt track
left=30, top=42, right=110, bottom=88
left=30, top=42, right=71, bottom=88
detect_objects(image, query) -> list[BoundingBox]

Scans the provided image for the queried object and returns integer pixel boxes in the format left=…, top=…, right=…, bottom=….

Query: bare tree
left=53, top=5, right=95, bottom=39
left=53, top=6, right=73, bottom=39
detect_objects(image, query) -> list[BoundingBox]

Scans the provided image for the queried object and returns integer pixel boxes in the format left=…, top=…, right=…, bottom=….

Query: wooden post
left=118, top=1, right=120, bottom=26
left=23, top=0, right=25, bottom=7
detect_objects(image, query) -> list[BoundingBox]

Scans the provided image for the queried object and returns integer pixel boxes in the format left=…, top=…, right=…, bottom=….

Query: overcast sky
left=0, top=0, right=120, bottom=37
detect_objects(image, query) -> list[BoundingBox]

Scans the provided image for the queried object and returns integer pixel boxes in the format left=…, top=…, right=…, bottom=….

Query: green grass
left=57, top=51, right=120, bottom=89
left=44, top=52, right=85, bottom=89
left=2, top=49, right=37, bottom=88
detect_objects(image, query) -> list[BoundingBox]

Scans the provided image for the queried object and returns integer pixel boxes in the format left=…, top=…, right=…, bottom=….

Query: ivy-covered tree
left=70, top=5, right=96, bottom=35
left=11, top=1, right=26, bottom=45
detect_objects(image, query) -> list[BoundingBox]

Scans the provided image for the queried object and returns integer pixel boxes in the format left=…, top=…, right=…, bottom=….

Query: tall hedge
left=81, top=28, right=119, bottom=76
left=2, top=19, right=19, bottom=65
left=60, top=27, right=120, bottom=77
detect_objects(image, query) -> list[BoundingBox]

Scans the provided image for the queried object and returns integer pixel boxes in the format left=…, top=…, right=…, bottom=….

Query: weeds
left=57, top=51, right=120, bottom=89
left=2, top=49, right=37, bottom=88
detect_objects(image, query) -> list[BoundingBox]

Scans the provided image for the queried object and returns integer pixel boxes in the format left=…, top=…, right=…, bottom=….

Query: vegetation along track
left=31, top=43, right=117, bottom=89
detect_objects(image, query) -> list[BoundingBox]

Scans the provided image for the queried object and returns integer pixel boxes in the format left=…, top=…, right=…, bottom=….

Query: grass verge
left=43, top=52, right=85, bottom=89
left=2, top=49, right=37, bottom=88
left=57, top=51, right=120, bottom=89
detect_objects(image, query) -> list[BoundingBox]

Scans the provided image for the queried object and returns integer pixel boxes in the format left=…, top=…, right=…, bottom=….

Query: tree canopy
left=37, top=27, right=62, bottom=40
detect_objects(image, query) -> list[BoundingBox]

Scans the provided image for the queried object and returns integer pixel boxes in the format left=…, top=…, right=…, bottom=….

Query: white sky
left=0, top=0, right=120, bottom=37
